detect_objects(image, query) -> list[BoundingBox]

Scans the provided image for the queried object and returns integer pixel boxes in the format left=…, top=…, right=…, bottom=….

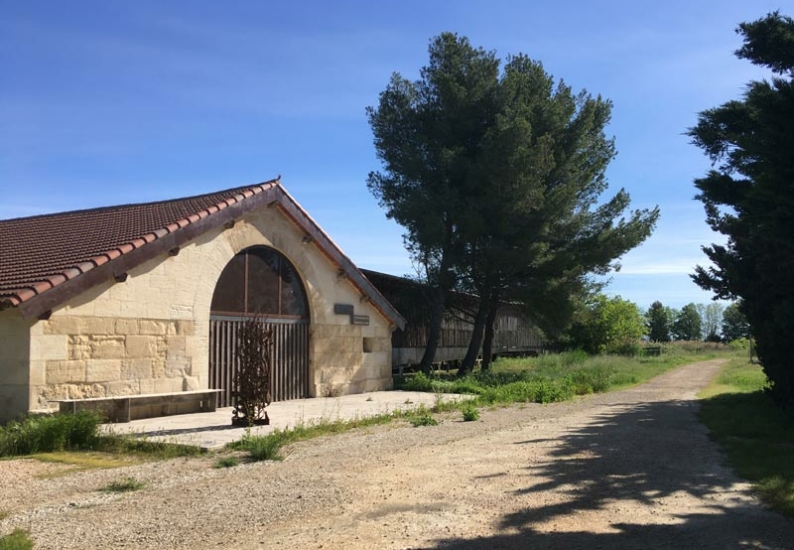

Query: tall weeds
left=0, top=411, right=101, bottom=457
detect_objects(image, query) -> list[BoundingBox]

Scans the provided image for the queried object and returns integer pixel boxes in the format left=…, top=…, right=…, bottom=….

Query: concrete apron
left=101, top=391, right=472, bottom=449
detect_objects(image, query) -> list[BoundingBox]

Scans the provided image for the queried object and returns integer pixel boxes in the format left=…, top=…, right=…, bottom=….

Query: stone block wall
left=30, top=316, right=197, bottom=409
left=311, top=322, right=393, bottom=397
left=14, top=200, right=395, bottom=416
left=0, top=310, right=33, bottom=422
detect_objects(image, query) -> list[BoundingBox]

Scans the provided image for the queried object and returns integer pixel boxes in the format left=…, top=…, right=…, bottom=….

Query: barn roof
left=0, top=178, right=405, bottom=329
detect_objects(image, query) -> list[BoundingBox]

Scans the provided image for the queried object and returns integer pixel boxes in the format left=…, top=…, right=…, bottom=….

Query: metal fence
left=209, top=317, right=310, bottom=408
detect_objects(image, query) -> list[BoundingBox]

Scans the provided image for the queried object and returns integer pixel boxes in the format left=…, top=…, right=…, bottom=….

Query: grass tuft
left=214, top=456, right=240, bottom=468
left=0, top=411, right=203, bottom=466
left=409, top=405, right=438, bottom=427
left=242, top=435, right=285, bottom=461
left=0, top=529, right=33, bottom=550
left=229, top=413, right=396, bottom=462
left=102, top=477, right=145, bottom=493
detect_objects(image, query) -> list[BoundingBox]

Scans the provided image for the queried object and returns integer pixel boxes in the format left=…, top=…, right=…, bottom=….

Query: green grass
left=409, top=405, right=439, bottom=427
left=699, top=358, right=794, bottom=518
left=93, top=436, right=204, bottom=460
left=30, top=451, right=142, bottom=478
left=214, top=456, right=240, bottom=468
left=229, top=413, right=396, bottom=461
left=0, top=410, right=101, bottom=456
left=0, top=530, right=33, bottom=550
left=0, top=410, right=204, bottom=466
left=101, top=477, right=145, bottom=493
left=396, top=348, right=730, bottom=408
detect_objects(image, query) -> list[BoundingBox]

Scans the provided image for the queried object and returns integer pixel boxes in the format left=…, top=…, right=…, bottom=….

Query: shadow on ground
left=423, top=399, right=794, bottom=549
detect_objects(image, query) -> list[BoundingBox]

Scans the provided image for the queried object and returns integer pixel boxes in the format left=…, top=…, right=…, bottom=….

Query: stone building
left=0, top=178, right=404, bottom=422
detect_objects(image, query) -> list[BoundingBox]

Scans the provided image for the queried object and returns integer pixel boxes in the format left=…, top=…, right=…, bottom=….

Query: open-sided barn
left=361, top=270, right=546, bottom=370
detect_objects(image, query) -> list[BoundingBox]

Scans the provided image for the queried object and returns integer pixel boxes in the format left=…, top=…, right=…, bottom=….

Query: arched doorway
left=209, top=246, right=310, bottom=407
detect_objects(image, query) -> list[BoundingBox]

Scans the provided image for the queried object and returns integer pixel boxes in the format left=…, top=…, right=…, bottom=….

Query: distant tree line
left=644, top=300, right=749, bottom=343
left=563, top=295, right=750, bottom=354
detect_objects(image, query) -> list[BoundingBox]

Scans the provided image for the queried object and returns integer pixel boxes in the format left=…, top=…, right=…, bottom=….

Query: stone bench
left=53, top=389, right=224, bottom=423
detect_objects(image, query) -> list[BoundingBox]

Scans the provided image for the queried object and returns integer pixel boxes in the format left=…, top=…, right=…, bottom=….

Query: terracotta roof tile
left=0, top=179, right=280, bottom=308
left=0, top=177, right=406, bottom=330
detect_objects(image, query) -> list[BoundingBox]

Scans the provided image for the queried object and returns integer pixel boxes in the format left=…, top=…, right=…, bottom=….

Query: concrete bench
left=54, top=389, right=224, bottom=423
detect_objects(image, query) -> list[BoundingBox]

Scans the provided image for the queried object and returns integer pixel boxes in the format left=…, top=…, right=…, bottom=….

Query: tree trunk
left=419, top=285, right=446, bottom=374
left=459, top=299, right=488, bottom=375
left=481, top=302, right=499, bottom=371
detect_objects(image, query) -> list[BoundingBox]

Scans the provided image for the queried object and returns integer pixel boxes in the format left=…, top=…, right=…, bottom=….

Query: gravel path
left=2, top=359, right=792, bottom=549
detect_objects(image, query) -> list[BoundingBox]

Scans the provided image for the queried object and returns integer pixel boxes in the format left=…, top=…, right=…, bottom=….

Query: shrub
left=728, top=337, right=751, bottom=350
left=607, top=341, right=642, bottom=356
left=534, top=379, right=574, bottom=403
left=461, top=404, right=480, bottom=422
left=568, top=365, right=612, bottom=394
left=400, top=372, right=434, bottom=392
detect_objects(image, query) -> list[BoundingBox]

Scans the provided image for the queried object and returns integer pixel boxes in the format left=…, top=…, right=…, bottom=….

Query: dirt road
left=2, top=359, right=793, bottom=549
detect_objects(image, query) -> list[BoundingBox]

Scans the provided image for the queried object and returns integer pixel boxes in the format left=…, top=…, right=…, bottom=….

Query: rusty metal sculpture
left=232, top=313, right=273, bottom=427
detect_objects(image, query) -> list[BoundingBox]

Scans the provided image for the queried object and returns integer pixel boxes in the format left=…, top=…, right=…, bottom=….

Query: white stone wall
left=22, top=203, right=394, bottom=412
left=0, top=309, right=33, bottom=422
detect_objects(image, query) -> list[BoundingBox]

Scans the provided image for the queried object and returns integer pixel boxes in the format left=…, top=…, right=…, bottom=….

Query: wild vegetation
left=0, top=410, right=203, bottom=460
left=699, top=358, right=794, bottom=518
left=228, top=413, right=397, bottom=462
left=397, top=345, right=730, bottom=405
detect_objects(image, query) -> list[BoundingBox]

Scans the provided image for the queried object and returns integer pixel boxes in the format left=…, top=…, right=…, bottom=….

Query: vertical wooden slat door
left=209, top=317, right=310, bottom=408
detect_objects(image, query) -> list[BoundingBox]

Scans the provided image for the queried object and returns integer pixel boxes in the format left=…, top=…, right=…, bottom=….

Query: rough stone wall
left=23, top=202, right=394, bottom=412
left=30, top=316, right=197, bottom=409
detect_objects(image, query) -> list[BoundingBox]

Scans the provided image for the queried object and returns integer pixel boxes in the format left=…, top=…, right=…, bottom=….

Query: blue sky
left=1, top=1, right=786, bottom=309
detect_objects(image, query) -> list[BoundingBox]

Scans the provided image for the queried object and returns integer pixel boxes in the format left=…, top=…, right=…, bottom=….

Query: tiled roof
left=0, top=179, right=405, bottom=329
left=0, top=180, right=280, bottom=308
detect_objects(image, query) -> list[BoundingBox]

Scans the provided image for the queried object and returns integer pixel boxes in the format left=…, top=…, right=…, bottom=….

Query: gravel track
left=1, top=359, right=792, bottom=549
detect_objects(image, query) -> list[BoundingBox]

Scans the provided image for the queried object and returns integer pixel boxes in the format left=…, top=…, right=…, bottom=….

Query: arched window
left=210, top=246, right=309, bottom=320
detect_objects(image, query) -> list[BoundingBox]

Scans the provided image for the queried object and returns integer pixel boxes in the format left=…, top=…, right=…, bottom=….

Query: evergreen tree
left=369, top=33, right=657, bottom=372
left=367, top=33, right=500, bottom=372
left=688, top=12, right=794, bottom=405
left=646, top=301, right=672, bottom=342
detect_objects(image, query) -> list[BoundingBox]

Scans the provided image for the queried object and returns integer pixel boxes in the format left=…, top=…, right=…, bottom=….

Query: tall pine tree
left=689, top=12, right=794, bottom=406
